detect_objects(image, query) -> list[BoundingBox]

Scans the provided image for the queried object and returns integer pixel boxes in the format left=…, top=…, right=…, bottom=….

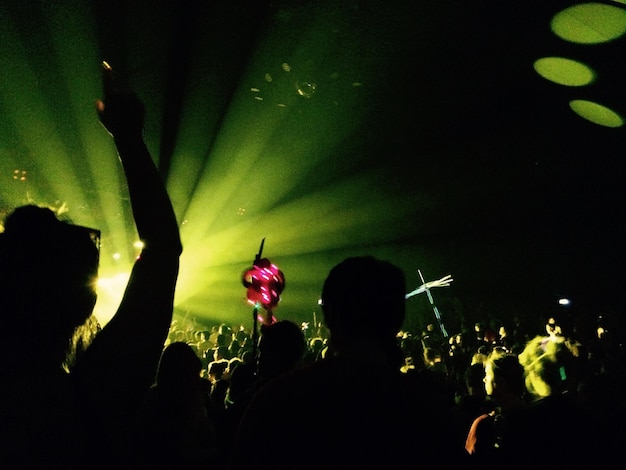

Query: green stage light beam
left=44, top=2, right=136, bottom=266
left=0, top=14, right=91, bottom=214
left=0, top=4, right=143, bottom=325
left=2, top=1, right=456, bottom=329
left=44, top=4, right=139, bottom=325
left=165, top=3, right=432, bottom=327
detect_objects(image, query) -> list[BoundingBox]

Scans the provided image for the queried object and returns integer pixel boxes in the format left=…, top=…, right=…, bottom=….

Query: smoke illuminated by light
left=2, top=1, right=624, bottom=331
left=0, top=2, right=434, bottom=329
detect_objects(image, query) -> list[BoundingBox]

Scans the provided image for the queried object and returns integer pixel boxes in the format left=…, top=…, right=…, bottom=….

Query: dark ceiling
left=1, top=0, right=625, bottom=335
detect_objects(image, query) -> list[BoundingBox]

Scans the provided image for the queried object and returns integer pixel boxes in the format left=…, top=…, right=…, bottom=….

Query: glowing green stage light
left=569, top=100, right=624, bottom=128
left=551, top=3, right=626, bottom=44
left=533, top=57, right=595, bottom=86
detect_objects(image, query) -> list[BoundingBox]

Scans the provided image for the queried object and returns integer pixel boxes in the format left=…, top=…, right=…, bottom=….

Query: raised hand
left=96, top=61, right=145, bottom=139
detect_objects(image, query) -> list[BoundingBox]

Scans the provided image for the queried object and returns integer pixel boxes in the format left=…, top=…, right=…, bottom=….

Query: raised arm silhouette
left=0, top=61, right=182, bottom=468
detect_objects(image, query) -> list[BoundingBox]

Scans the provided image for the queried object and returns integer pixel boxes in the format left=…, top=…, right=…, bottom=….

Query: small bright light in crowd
left=112, top=252, right=121, bottom=260
left=133, top=240, right=144, bottom=250
left=558, top=298, right=571, bottom=306
left=317, top=298, right=323, bottom=306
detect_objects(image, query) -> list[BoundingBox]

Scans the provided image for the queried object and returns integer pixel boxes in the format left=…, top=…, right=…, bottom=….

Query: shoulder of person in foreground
left=229, top=358, right=469, bottom=469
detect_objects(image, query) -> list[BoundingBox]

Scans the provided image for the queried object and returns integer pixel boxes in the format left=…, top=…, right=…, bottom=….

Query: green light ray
left=179, top=67, right=370, bottom=247
left=6, top=1, right=596, bottom=330
left=145, top=2, right=404, bottom=325
left=0, top=117, right=49, bottom=209
left=0, top=20, right=90, bottom=218
left=164, top=82, right=219, bottom=222
left=179, top=102, right=284, bottom=243
left=175, top=167, right=425, bottom=311
left=0, top=4, right=143, bottom=325
left=44, top=2, right=135, bottom=266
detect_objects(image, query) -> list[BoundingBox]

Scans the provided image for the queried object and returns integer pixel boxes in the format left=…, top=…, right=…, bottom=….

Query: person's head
left=213, top=345, right=230, bottom=361
left=156, top=341, right=202, bottom=389
left=320, top=256, right=406, bottom=341
left=483, top=351, right=525, bottom=401
left=424, top=347, right=444, bottom=366
left=207, top=358, right=230, bottom=383
left=227, top=356, right=243, bottom=376
left=0, top=205, right=99, bottom=359
left=465, top=362, right=486, bottom=397
left=218, top=323, right=233, bottom=338
left=225, top=361, right=257, bottom=405
left=545, top=317, right=562, bottom=337
left=518, top=335, right=577, bottom=398
left=471, top=345, right=490, bottom=365
left=257, top=320, right=306, bottom=379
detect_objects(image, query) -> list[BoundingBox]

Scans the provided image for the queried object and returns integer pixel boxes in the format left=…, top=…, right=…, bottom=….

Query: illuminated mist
left=2, top=1, right=625, bottom=332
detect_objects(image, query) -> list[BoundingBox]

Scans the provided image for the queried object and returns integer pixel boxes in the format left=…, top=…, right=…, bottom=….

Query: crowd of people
left=1, top=62, right=624, bottom=468
left=161, top=303, right=625, bottom=468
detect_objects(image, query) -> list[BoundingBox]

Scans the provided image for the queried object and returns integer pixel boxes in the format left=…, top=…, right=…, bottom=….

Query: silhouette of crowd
left=2, top=62, right=625, bottom=469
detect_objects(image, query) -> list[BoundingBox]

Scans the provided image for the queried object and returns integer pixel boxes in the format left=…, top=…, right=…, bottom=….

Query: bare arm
left=96, top=61, right=181, bottom=251
left=74, top=61, right=182, bottom=456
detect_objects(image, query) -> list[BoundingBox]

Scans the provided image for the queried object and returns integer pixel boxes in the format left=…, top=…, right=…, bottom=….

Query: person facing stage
left=228, top=256, right=468, bottom=470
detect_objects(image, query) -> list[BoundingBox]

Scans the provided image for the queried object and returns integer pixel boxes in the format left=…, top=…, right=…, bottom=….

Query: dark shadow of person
left=0, top=61, right=182, bottom=468
left=228, top=256, right=469, bottom=470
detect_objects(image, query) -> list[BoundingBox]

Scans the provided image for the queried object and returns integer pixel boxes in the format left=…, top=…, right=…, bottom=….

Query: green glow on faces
left=533, top=57, right=595, bottom=86
left=551, top=3, right=626, bottom=44
left=569, top=100, right=624, bottom=127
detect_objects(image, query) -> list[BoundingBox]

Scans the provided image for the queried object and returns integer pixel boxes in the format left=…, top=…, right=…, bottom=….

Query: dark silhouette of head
left=155, top=342, right=203, bottom=390
left=208, top=359, right=230, bottom=381
left=465, top=362, right=487, bottom=397
left=0, top=205, right=99, bottom=366
left=225, top=360, right=257, bottom=405
left=257, top=320, right=306, bottom=379
left=485, top=351, right=526, bottom=399
left=320, top=256, right=406, bottom=340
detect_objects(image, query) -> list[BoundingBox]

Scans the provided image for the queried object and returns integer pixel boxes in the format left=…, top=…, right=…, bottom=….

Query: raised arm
left=96, top=61, right=181, bottom=251
left=74, top=61, right=182, bottom=457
